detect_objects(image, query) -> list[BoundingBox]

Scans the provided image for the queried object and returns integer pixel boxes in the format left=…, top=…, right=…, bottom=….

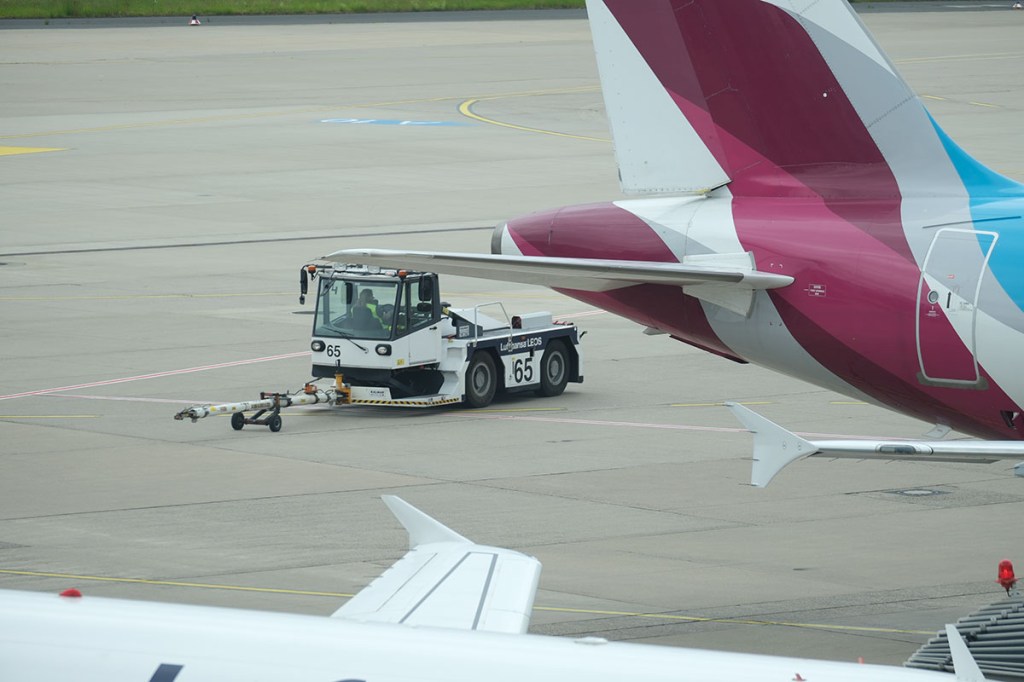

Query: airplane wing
left=324, top=249, right=793, bottom=316
left=726, top=403, right=1024, bottom=487
left=331, top=496, right=541, bottom=634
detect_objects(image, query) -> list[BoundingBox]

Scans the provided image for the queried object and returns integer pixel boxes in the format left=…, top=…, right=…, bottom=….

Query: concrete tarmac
left=2, top=5, right=1024, bottom=666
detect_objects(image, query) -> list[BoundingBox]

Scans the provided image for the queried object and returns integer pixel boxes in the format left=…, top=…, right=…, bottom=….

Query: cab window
left=393, top=277, right=438, bottom=338
left=314, top=279, right=399, bottom=340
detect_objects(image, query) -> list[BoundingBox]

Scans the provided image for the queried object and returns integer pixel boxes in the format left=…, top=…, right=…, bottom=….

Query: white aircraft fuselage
left=0, top=588, right=945, bottom=682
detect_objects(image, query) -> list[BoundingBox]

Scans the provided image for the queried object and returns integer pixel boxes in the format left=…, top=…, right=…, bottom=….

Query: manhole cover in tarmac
left=893, top=488, right=947, bottom=497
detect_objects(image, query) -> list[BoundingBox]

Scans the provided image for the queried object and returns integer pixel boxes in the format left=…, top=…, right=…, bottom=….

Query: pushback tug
left=174, top=262, right=583, bottom=431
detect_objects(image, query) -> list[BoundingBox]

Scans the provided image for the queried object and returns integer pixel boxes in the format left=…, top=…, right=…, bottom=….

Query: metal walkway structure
left=907, top=598, right=1024, bottom=680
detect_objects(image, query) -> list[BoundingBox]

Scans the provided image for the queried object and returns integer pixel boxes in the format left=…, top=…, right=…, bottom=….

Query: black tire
left=536, top=341, right=570, bottom=397
left=465, top=351, right=497, bottom=408
left=267, top=414, right=283, bottom=432
left=230, top=412, right=245, bottom=431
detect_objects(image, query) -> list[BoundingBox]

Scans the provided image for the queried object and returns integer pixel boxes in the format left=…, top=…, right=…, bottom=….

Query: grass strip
left=0, top=0, right=974, bottom=20
left=1, top=0, right=589, bottom=19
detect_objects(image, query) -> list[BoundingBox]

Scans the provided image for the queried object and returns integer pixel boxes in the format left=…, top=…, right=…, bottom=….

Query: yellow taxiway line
left=0, top=568, right=932, bottom=635
left=0, top=415, right=97, bottom=419
left=458, top=86, right=610, bottom=143
left=0, top=569, right=348, bottom=598
left=0, top=146, right=65, bottom=156
left=0, top=87, right=600, bottom=143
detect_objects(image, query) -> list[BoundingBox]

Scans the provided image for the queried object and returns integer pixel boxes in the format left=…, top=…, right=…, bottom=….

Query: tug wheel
left=268, top=414, right=283, bottom=433
left=536, top=341, right=569, bottom=397
left=465, top=352, right=497, bottom=408
left=231, top=412, right=245, bottom=431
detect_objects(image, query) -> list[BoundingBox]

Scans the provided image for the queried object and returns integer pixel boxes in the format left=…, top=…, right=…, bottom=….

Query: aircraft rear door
left=915, top=228, right=997, bottom=388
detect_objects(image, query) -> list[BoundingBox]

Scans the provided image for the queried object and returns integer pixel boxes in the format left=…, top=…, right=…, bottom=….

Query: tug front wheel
left=465, top=352, right=497, bottom=408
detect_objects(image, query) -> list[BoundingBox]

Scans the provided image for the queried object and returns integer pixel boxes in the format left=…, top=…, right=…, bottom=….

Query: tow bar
left=173, top=377, right=349, bottom=432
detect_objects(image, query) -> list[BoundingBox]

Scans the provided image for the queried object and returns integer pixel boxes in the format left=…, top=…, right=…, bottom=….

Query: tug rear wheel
left=536, top=341, right=569, bottom=397
left=465, top=352, right=497, bottom=408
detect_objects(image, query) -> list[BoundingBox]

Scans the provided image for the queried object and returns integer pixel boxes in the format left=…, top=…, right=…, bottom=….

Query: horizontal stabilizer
left=325, top=248, right=793, bottom=294
left=727, top=404, right=1024, bottom=487
left=333, top=496, right=541, bottom=634
left=725, top=402, right=819, bottom=487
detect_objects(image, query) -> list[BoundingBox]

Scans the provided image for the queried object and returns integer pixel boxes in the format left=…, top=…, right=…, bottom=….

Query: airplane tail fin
left=585, top=0, right=1023, bottom=199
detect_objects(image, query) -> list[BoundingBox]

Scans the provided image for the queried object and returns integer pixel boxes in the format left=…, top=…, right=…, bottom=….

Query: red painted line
left=0, top=351, right=310, bottom=401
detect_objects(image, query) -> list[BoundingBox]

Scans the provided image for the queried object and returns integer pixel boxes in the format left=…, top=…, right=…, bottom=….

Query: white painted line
left=0, top=351, right=310, bottom=401
left=460, top=413, right=907, bottom=441
left=45, top=394, right=212, bottom=405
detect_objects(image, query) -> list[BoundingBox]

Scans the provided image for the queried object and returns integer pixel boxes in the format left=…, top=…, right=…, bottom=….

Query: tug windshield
left=314, top=278, right=400, bottom=341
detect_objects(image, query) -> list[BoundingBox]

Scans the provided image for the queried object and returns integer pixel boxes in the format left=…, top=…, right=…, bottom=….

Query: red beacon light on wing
left=997, top=559, right=1017, bottom=595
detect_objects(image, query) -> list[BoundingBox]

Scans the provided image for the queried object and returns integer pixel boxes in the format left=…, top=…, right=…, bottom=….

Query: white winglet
left=725, top=402, right=820, bottom=488
left=333, top=497, right=541, bottom=634
left=382, top=495, right=469, bottom=549
left=946, top=624, right=987, bottom=682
